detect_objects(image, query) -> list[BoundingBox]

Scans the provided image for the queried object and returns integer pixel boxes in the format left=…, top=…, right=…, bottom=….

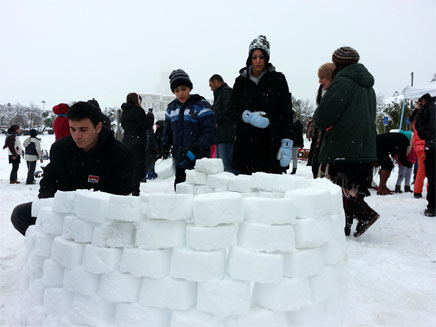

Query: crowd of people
left=4, top=35, right=435, bottom=239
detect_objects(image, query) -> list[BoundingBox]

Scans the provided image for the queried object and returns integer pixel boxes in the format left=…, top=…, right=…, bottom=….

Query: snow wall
left=20, top=158, right=347, bottom=327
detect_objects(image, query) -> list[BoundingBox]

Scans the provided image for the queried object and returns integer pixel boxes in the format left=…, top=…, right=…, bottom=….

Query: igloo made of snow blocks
left=21, top=158, right=347, bottom=327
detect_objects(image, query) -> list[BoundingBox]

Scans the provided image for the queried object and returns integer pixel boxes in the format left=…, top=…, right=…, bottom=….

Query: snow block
left=283, top=248, right=325, bottom=278
left=186, top=224, right=237, bottom=250
left=139, top=277, right=197, bottom=310
left=294, top=217, right=331, bottom=249
left=228, top=174, right=253, bottom=193
left=63, top=267, right=100, bottom=296
left=39, top=207, right=65, bottom=236
left=238, top=222, right=296, bottom=252
left=197, top=278, right=251, bottom=317
left=92, top=222, right=134, bottom=247
left=147, top=193, right=193, bottom=221
left=120, top=248, right=171, bottom=278
left=206, top=171, right=234, bottom=190
left=328, top=213, right=346, bottom=240
left=31, top=198, right=54, bottom=218
left=310, top=266, right=336, bottom=302
left=51, top=236, right=85, bottom=268
left=52, top=191, right=75, bottom=213
left=257, top=191, right=283, bottom=198
left=226, top=307, right=288, bottom=327
left=176, top=182, right=195, bottom=194
left=82, top=244, right=122, bottom=274
left=34, top=232, right=55, bottom=257
left=250, top=172, right=277, bottom=191
left=286, top=303, right=326, bottom=327
left=170, top=248, right=226, bottom=282
left=155, top=158, right=175, bottom=179
left=98, top=272, right=141, bottom=303
left=105, top=194, right=143, bottom=222
left=252, top=277, right=311, bottom=311
left=193, top=192, right=244, bottom=227
left=311, top=178, right=344, bottom=215
left=273, top=175, right=308, bottom=193
left=69, top=294, right=116, bottom=326
left=115, top=303, right=170, bottom=327
left=194, top=185, right=214, bottom=195
left=195, top=158, right=224, bottom=174
left=243, top=197, right=296, bottom=225
left=26, top=251, right=45, bottom=279
left=73, top=190, right=110, bottom=223
left=320, top=239, right=345, bottom=265
left=62, top=215, right=94, bottom=243
left=171, top=309, right=225, bottom=327
left=228, top=246, right=283, bottom=283
left=42, top=259, right=64, bottom=287
left=136, top=220, right=186, bottom=249
left=186, top=170, right=207, bottom=185
left=284, top=188, right=330, bottom=219
left=43, top=288, right=74, bottom=316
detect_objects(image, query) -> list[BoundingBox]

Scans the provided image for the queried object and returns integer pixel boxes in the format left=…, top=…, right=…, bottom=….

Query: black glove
left=162, top=147, right=171, bottom=160
left=177, top=149, right=196, bottom=168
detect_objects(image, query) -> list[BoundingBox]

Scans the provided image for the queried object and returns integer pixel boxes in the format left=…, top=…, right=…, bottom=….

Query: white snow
left=0, top=134, right=435, bottom=327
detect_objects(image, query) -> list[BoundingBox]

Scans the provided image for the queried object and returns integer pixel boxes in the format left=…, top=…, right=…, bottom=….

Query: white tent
left=402, top=81, right=436, bottom=100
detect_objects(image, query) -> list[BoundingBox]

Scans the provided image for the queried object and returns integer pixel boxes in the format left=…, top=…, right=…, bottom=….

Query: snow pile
left=20, top=158, right=347, bottom=327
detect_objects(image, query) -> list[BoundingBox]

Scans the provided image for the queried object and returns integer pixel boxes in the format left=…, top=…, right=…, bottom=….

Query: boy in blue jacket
left=162, top=69, right=216, bottom=187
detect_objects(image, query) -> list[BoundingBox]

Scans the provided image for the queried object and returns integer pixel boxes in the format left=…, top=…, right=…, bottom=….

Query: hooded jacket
left=228, top=64, right=293, bottom=174
left=212, top=83, right=236, bottom=144
left=52, top=103, right=70, bottom=140
left=415, top=97, right=435, bottom=151
left=313, top=63, right=377, bottom=164
left=120, top=102, right=154, bottom=152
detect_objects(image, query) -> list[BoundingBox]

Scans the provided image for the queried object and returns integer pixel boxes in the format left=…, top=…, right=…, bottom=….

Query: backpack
left=25, top=141, right=38, bottom=156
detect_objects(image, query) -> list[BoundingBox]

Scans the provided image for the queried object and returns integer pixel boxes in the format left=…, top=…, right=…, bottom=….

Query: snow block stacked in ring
left=21, top=158, right=347, bottom=327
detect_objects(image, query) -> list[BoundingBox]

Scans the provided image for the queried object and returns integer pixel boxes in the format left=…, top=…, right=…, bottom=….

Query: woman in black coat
left=121, top=93, right=154, bottom=195
left=228, top=35, right=293, bottom=175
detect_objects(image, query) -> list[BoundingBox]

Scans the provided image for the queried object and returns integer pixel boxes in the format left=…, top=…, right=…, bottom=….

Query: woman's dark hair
left=7, top=125, right=20, bottom=133
left=316, top=84, right=323, bottom=106
left=67, top=101, right=102, bottom=126
left=126, top=93, right=142, bottom=107
left=331, top=63, right=348, bottom=79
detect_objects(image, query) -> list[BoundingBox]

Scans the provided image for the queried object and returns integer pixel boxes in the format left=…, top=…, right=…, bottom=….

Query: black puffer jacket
left=121, top=103, right=154, bottom=151
left=415, top=97, right=435, bottom=151
left=213, top=83, right=236, bottom=144
left=228, top=64, right=293, bottom=174
left=291, top=119, right=304, bottom=148
left=376, top=132, right=412, bottom=168
left=39, top=128, right=134, bottom=198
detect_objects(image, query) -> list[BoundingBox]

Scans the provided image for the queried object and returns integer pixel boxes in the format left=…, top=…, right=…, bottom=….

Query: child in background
left=394, top=131, right=417, bottom=193
left=23, top=129, right=43, bottom=184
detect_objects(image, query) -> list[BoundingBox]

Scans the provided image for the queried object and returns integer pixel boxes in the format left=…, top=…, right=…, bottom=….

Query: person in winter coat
left=411, top=96, right=428, bottom=198
left=209, top=74, right=236, bottom=172
left=228, top=35, right=293, bottom=175
left=3, top=125, right=23, bottom=184
left=11, top=101, right=134, bottom=236
left=376, top=132, right=413, bottom=195
left=52, top=103, right=70, bottom=140
left=87, top=98, right=112, bottom=130
left=313, top=46, right=378, bottom=238
left=307, top=63, right=335, bottom=178
left=393, top=131, right=417, bottom=193
left=290, top=111, right=304, bottom=175
left=154, top=120, right=164, bottom=158
left=121, top=93, right=154, bottom=196
left=415, top=94, right=435, bottom=217
left=23, top=129, right=43, bottom=184
left=162, top=69, right=216, bottom=187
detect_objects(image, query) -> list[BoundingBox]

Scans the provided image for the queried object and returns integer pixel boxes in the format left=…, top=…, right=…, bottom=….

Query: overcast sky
left=1, top=0, right=435, bottom=111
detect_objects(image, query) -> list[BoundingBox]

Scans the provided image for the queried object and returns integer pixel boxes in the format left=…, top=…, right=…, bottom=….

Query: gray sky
left=1, top=0, right=435, bottom=111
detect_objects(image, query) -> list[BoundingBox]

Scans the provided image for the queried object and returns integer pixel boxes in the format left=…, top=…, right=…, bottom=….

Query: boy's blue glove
left=178, top=150, right=196, bottom=168
left=242, top=110, right=270, bottom=129
left=276, top=138, right=293, bottom=167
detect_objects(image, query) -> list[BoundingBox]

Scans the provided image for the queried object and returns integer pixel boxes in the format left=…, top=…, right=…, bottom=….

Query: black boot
left=291, top=168, right=297, bottom=175
left=353, top=198, right=380, bottom=238
left=404, top=185, right=413, bottom=193
left=344, top=214, right=353, bottom=236
left=414, top=192, right=422, bottom=198
left=394, top=185, right=402, bottom=193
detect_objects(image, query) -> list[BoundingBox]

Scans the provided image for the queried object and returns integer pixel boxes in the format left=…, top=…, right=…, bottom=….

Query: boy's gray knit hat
left=169, top=69, right=193, bottom=93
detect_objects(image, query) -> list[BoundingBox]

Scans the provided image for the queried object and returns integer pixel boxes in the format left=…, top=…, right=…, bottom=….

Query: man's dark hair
left=67, top=101, right=102, bottom=126
left=209, top=74, right=224, bottom=83
left=418, top=93, right=432, bottom=102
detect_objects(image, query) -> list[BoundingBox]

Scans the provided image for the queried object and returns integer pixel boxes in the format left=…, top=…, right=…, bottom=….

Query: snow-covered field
left=0, top=134, right=435, bottom=327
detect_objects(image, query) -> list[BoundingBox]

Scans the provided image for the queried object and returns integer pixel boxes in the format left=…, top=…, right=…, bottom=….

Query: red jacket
left=394, top=146, right=417, bottom=166
left=52, top=103, right=70, bottom=140
left=412, top=122, right=425, bottom=153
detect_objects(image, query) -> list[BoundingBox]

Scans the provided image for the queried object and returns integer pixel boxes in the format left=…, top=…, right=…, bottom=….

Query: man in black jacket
left=209, top=74, right=236, bottom=172
left=11, top=101, right=134, bottom=235
left=415, top=93, right=435, bottom=217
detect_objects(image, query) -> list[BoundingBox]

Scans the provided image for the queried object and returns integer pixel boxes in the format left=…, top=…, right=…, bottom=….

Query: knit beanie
left=169, top=69, right=193, bottom=93
left=318, top=63, right=335, bottom=79
left=246, top=35, right=270, bottom=67
left=400, top=130, right=413, bottom=141
left=418, top=93, right=432, bottom=102
left=30, top=129, right=37, bottom=137
left=332, top=46, right=360, bottom=65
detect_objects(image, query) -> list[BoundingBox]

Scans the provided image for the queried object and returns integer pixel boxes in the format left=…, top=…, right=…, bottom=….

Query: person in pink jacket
left=411, top=98, right=427, bottom=198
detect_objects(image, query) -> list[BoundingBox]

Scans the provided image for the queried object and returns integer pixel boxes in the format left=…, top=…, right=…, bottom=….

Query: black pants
left=425, top=150, right=435, bottom=210
left=174, top=167, right=187, bottom=190
left=10, top=162, right=19, bottom=182
left=26, top=161, right=36, bottom=184
left=132, top=156, right=147, bottom=196
left=11, top=202, right=35, bottom=236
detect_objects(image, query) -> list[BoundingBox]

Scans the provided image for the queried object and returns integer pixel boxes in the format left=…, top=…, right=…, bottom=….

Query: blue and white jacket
left=162, top=94, right=216, bottom=167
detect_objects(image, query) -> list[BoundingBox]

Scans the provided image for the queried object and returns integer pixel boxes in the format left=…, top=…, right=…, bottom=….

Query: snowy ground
left=0, top=134, right=435, bottom=327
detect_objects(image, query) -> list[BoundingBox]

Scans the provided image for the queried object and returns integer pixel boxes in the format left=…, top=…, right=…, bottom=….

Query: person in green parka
left=313, top=46, right=378, bottom=238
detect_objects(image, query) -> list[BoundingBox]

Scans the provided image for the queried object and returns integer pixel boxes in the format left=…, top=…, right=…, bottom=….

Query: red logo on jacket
left=88, top=175, right=100, bottom=184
